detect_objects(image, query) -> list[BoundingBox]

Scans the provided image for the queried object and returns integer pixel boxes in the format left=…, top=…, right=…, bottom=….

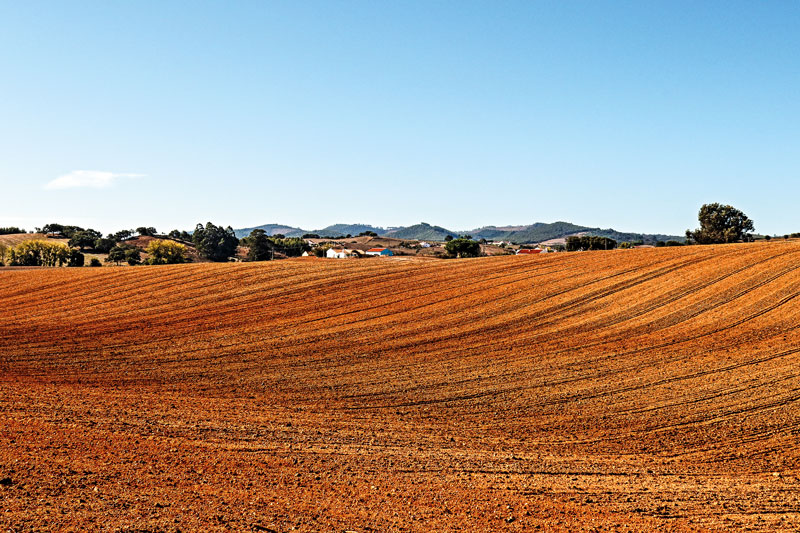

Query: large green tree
left=68, top=229, right=102, bottom=250
left=93, top=237, right=117, bottom=253
left=192, top=222, right=239, bottom=261
left=245, top=229, right=273, bottom=261
left=686, top=203, right=754, bottom=244
left=445, top=237, right=481, bottom=258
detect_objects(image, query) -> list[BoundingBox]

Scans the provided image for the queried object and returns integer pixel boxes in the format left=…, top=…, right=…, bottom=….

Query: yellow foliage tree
left=145, top=239, right=188, bottom=265
left=7, top=240, right=71, bottom=267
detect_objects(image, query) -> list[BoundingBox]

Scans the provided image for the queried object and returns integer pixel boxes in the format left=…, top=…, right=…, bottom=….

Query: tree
left=566, top=236, right=617, bottom=251
left=192, top=222, right=239, bottom=261
left=0, top=227, right=25, bottom=235
left=89, top=258, right=102, bottom=267
left=125, top=248, right=141, bottom=265
left=106, top=246, right=127, bottom=265
left=445, top=237, right=481, bottom=258
left=43, top=223, right=86, bottom=239
left=67, top=249, right=85, bottom=267
left=686, top=203, right=754, bottom=244
left=136, top=226, right=157, bottom=237
left=145, top=239, right=188, bottom=265
left=113, top=229, right=134, bottom=241
left=41, top=223, right=65, bottom=236
left=358, top=231, right=377, bottom=237
left=246, top=229, right=273, bottom=261
left=302, top=233, right=320, bottom=239
left=6, top=240, right=71, bottom=266
left=93, top=237, right=116, bottom=253
left=68, top=229, right=102, bottom=250
left=444, top=235, right=454, bottom=242
left=106, top=244, right=141, bottom=266
left=168, top=229, right=192, bottom=241
left=269, top=236, right=309, bottom=257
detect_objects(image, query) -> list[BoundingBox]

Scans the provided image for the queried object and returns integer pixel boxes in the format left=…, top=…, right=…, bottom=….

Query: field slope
left=3, top=242, right=800, bottom=531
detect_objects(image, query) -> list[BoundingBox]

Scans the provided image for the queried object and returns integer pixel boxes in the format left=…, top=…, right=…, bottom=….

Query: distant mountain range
left=235, top=221, right=684, bottom=244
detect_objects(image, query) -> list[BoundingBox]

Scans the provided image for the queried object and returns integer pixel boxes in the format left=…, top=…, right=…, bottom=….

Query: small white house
left=326, top=248, right=349, bottom=259
left=419, top=241, right=431, bottom=248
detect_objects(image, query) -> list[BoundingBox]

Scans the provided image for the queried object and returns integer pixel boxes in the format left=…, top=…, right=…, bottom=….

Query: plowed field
left=3, top=242, right=800, bottom=531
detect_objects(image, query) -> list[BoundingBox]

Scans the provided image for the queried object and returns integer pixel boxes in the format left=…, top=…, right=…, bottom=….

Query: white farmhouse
left=326, top=248, right=349, bottom=259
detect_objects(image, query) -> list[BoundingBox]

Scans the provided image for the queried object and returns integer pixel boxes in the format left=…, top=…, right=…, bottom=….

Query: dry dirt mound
left=3, top=242, right=800, bottom=531
left=0, top=232, right=68, bottom=247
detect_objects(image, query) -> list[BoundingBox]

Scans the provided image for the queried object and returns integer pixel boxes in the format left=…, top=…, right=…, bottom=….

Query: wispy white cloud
left=44, top=170, right=144, bottom=190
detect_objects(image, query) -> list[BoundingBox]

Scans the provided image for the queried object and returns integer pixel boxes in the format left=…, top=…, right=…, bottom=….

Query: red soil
left=3, top=242, right=800, bottom=531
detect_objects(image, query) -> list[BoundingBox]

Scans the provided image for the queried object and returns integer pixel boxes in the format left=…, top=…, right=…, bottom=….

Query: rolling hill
left=232, top=223, right=306, bottom=238
left=383, top=222, right=456, bottom=241
left=468, top=221, right=684, bottom=244
left=313, top=223, right=386, bottom=237
left=234, top=220, right=683, bottom=243
left=3, top=241, right=800, bottom=530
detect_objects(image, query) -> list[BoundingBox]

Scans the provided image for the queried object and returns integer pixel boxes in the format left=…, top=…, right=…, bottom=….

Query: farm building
left=326, top=248, right=348, bottom=259
left=366, top=247, right=393, bottom=256
left=326, top=248, right=362, bottom=259
left=516, top=248, right=546, bottom=255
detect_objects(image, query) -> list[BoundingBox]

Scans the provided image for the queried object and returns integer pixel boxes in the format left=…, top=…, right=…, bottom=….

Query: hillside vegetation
left=384, top=222, right=456, bottom=241
left=3, top=242, right=800, bottom=530
left=234, top=220, right=685, bottom=243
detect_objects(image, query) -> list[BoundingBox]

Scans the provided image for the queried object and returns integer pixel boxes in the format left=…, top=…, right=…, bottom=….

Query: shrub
left=145, top=240, right=187, bottom=265
left=89, top=258, right=102, bottom=267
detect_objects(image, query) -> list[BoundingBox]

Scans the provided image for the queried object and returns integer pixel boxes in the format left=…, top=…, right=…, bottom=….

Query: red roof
left=367, top=248, right=387, bottom=252
left=517, top=249, right=542, bottom=254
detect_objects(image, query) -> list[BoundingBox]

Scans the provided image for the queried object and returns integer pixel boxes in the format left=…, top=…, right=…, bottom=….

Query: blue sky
left=1, top=1, right=798, bottom=235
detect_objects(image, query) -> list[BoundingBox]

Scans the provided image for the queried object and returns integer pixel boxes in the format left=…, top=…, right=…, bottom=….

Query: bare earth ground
left=0, top=233, right=69, bottom=247
left=3, top=243, right=800, bottom=531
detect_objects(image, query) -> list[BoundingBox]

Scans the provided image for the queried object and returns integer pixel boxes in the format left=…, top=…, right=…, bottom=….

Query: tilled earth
left=3, top=243, right=800, bottom=531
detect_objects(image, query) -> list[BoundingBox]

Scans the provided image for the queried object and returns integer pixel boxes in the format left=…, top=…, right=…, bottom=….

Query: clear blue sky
left=1, top=1, right=798, bottom=235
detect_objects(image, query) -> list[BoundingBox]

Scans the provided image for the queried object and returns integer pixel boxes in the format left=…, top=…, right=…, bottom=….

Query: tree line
left=0, top=203, right=771, bottom=267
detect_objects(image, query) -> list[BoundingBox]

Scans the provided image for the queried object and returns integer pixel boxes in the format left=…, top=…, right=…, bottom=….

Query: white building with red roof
left=365, top=247, right=393, bottom=256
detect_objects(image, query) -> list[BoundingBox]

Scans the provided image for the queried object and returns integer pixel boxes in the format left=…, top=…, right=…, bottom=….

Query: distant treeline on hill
left=0, top=227, right=27, bottom=235
left=233, top=221, right=686, bottom=244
